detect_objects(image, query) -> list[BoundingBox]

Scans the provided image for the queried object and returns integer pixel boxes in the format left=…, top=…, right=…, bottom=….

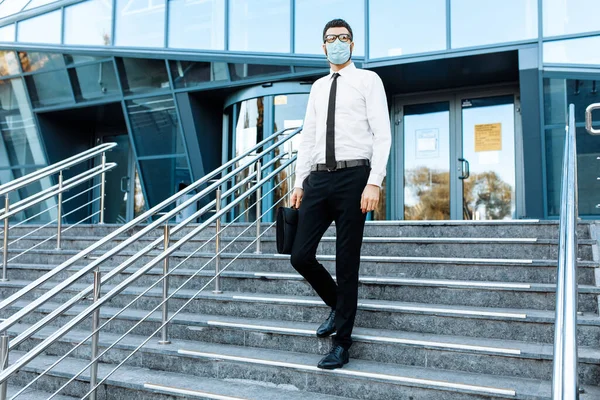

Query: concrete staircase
left=1, top=221, right=600, bottom=399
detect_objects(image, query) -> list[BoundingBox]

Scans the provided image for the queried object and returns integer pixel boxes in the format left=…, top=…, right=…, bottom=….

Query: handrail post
left=213, top=188, right=223, bottom=294
left=158, top=224, right=171, bottom=345
left=90, top=270, right=101, bottom=400
left=1, top=195, right=9, bottom=282
left=255, top=161, right=262, bottom=254
left=56, top=171, right=63, bottom=250
left=0, top=332, right=8, bottom=400
left=99, top=153, right=106, bottom=224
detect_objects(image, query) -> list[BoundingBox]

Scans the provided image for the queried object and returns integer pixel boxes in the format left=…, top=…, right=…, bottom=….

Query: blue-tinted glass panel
left=451, top=0, right=537, bottom=48
left=543, top=0, right=600, bottom=37
left=117, top=58, right=170, bottom=95
left=0, top=51, right=20, bottom=76
left=229, top=63, right=290, bottom=81
left=369, top=0, right=446, bottom=58
left=169, top=61, right=228, bottom=89
left=126, top=96, right=185, bottom=157
left=19, top=51, right=65, bottom=72
left=65, top=0, right=113, bottom=46
left=229, top=0, right=290, bottom=53
left=295, top=0, right=364, bottom=57
left=24, top=0, right=60, bottom=10
left=115, top=0, right=165, bottom=47
left=0, top=24, right=15, bottom=42
left=544, top=36, right=600, bottom=66
left=0, top=0, right=29, bottom=18
left=17, top=9, right=61, bottom=44
left=71, top=61, right=120, bottom=102
left=138, top=156, right=191, bottom=209
left=168, top=0, right=225, bottom=50
left=64, top=54, right=109, bottom=65
left=25, top=70, right=73, bottom=107
left=544, top=78, right=600, bottom=125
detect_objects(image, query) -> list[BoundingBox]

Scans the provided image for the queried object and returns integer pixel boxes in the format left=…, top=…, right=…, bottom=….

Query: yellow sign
left=274, top=95, right=288, bottom=105
left=474, top=123, right=502, bottom=152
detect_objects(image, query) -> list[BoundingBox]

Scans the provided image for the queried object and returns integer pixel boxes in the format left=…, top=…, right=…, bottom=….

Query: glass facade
left=169, top=61, right=228, bottom=89
left=168, top=0, right=225, bottom=50
left=543, top=0, right=600, bottom=37
left=64, top=0, right=113, bottom=46
left=229, top=0, right=290, bottom=53
left=369, top=0, right=446, bottom=58
left=544, top=36, right=600, bottom=65
left=115, top=0, right=166, bottom=47
left=117, top=58, right=170, bottom=94
left=0, top=24, right=15, bottom=42
left=17, top=9, right=61, bottom=44
left=0, top=51, right=20, bottom=77
left=70, top=61, right=120, bottom=102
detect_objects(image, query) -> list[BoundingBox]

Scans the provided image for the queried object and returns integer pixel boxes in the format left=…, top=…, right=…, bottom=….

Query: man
left=290, top=18, right=391, bottom=370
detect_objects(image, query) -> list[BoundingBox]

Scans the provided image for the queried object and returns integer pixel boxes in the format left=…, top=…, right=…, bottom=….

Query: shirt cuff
left=367, top=172, right=384, bottom=188
left=293, top=176, right=306, bottom=189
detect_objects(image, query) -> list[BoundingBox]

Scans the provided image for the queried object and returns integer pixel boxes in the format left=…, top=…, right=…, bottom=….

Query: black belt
left=311, top=159, right=370, bottom=172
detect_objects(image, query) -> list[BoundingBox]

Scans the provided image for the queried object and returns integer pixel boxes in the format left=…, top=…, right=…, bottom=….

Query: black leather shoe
left=317, top=345, right=349, bottom=370
left=316, top=309, right=336, bottom=338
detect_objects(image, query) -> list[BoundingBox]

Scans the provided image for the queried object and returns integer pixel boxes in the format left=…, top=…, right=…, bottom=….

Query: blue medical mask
left=326, top=39, right=352, bottom=65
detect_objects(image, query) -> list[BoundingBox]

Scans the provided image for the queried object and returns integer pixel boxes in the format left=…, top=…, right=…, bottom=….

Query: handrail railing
left=0, top=126, right=302, bottom=400
left=1, top=143, right=118, bottom=282
left=551, top=103, right=580, bottom=399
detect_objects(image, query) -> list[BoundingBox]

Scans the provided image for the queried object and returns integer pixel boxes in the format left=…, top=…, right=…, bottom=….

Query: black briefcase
left=276, top=206, right=298, bottom=255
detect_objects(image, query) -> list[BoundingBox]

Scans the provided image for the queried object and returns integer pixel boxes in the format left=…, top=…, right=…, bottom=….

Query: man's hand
left=290, top=188, right=304, bottom=209
left=361, top=184, right=380, bottom=214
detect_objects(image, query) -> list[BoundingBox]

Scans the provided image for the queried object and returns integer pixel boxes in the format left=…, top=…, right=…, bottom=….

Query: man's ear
left=322, top=43, right=327, bottom=56
left=350, top=42, right=355, bottom=53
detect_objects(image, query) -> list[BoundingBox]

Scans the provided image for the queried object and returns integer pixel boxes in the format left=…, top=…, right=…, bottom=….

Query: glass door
left=457, top=95, right=517, bottom=220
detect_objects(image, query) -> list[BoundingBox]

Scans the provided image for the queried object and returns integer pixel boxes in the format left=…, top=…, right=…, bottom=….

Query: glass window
left=169, top=61, right=228, bottom=89
left=168, top=0, right=225, bottom=50
left=229, top=0, right=290, bottom=53
left=543, top=0, right=600, bottom=37
left=24, top=0, right=60, bottom=10
left=451, top=0, right=538, bottom=48
left=126, top=96, right=185, bottom=157
left=0, top=0, right=29, bottom=18
left=64, top=54, right=109, bottom=65
left=0, top=51, right=20, bottom=76
left=65, top=0, right=113, bottom=46
left=369, top=0, right=446, bottom=58
left=295, top=0, right=364, bottom=57
left=229, top=63, right=290, bottom=81
left=17, top=10, right=62, bottom=44
left=117, top=58, right=170, bottom=95
left=138, top=156, right=191, bottom=209
left=19, top=51, right=66, bottom=73
left=0, top=24, right=15, bottom=42
left=544, top=36, right=600, bottom=66
left=71, top=61, right=120, bottom=102
left=25, top=70, right=73, bottom=108
left=544, top=78, right=600, bottom=125
left=115, top=0, right=165, bottom=47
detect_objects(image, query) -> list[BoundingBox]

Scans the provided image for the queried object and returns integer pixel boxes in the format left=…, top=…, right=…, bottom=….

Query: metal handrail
left=0, top=127, right=301, bottom=393
left=551, top=104, right=580, bottom=399
left=0, top=142, right=116, bottom=197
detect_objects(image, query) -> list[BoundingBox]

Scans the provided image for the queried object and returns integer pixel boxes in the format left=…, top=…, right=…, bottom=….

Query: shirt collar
left=329, top=62, right=356, bottom=79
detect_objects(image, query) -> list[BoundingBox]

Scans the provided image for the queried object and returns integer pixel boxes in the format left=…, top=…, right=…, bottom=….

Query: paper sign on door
left=474, top=123, right=502, bottom=152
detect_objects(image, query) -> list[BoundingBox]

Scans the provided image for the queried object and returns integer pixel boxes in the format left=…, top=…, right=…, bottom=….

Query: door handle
left=459, top=158, right=470, bottom=180
left=120, top=176, right=130, bottom=193
left=585, top=103, right=600, bottom=135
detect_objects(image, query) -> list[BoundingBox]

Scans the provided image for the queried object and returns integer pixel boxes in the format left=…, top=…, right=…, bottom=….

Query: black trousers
left=290, top=165, right=369, bottom=349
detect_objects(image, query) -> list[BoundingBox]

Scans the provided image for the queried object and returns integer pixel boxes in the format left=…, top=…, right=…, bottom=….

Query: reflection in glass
left=0, top=0, right=29, bottom=19
left=169, top=61, right=228, bottom=89
left=295, top=0, right=364, bottom=56
left=100, top=134, right=131, bottom=223
left=126, top=96, right=185, bottom=157
left=0, top=24, right=15, bottom=42
left=229, top=0, right=290, bottom=53
left=117, top=58, right=170, bottom=94
left=403, top=102, right=450, bottom=220
left=544, top=78, right=600, bottom=125
left=369, top=0, right=446, bottom=58
left=115, top=0, right=165, bottom=47
left=19, top=51, right=65, bottom=73
left=71, top=61, right=120, bottom=102
left=138, top=156, right=191, bottom=209
left=543, top=0, right=600, bottom=37
left=17, top=10, right=62, bottom=44
left=451, top=0, right=537, bottom=48
left=0, top=51, right=20, bottom=76
left=544, top=36, right=600, bottom=66
left=64, top=54, right=109, bottom=65
left=25, top=70, right=73, bottom=107
left=461, top=96, right=515, bottom=220
left=229, top=63, right=290, bottom=81
left=65, top=0, right=112, bottom=46
left=168, top=0, right=225, bottom=50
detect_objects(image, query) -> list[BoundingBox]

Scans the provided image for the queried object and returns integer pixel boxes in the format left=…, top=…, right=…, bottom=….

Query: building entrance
left=395, top=89, right=522, bottom=220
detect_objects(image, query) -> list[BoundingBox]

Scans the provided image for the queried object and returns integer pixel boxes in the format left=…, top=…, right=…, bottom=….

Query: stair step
left=6, top=385, right=78, bottom=400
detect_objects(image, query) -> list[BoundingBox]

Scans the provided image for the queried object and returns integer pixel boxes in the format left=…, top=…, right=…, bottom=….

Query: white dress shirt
left=294, top=63, right=392, bottom=189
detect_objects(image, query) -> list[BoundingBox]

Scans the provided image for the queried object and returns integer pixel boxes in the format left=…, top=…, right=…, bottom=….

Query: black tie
left=326, top=73, right=340, bottom=170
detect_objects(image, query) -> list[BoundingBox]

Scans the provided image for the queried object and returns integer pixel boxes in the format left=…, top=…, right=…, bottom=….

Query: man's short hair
left=323, top=19, right=353, bottom=42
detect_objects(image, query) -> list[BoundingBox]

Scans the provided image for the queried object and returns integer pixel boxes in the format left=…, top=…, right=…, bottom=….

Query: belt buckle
left=327, top=166, right=336, bottom=172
